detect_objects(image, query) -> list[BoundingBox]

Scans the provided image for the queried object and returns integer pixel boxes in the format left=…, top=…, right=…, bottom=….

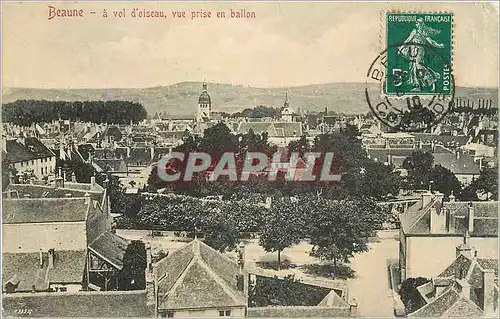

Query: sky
left=2, top=1, right=499, bottom=88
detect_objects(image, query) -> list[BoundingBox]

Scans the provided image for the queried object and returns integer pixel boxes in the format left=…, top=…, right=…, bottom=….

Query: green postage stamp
left=385, top=13, right=453, bottom=96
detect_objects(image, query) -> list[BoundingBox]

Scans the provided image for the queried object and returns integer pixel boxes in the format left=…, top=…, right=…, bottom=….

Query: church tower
left=281, top=92, right=293, bottom=122
left=197, top=82, right=211, bottom=122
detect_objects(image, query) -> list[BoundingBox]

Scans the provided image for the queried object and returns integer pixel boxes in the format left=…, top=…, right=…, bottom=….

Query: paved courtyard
left=117, top=229, right=399, bottom=317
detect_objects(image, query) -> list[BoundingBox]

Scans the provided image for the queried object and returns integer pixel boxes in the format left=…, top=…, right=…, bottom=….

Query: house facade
left=3, top=137, right=56, bottom=180
left=2, top=176, right=132, bottom=294
left=407, top=241, right=498, bottom=317
left=399, top=191, right=498, bottom=281
left=153, top=239, right=247, bottom=318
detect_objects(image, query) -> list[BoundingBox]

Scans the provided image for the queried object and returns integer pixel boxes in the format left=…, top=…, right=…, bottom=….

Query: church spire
left=202, top=81, right=207, bottom=92
left=284, top=91, right=289, bottom=108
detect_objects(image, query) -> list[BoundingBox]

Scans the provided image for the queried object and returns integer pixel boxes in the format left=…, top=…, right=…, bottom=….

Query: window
left=219, top=310, right=231, bottom=317
left=31, top=160, right=34, bottom=165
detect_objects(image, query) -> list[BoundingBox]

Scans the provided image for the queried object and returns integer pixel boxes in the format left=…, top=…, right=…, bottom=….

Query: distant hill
left=2, top=82, right=497, bottom=116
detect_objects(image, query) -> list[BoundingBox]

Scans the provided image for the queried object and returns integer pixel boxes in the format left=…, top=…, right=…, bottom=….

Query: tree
left=340, top=160, right=401, bottom=200
left=402, top=150, right=434, bottom=189
left=249, top=274, right=330, bottom=307
left=399, top=277, right=431, bottom=314
left=308, top=198, right=385, bottom=268
left=203, top=211, right=240, bottom=252
left=428, top=165, right=462, bottom=197
left=119, top=240, right=147, bottom=290
left=470, top=167, right=498, bottom=200
left=2, top=100, right=147, bottom=125
left=2, top=153, right=17, bottom=190
left=258, top=198, right=305, bottom=270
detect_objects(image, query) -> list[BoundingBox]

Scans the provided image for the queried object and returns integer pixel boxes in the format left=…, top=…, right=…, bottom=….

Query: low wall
left=247, top=306, right=352, bottom=317
left=2, top=289, right=148, bottom=317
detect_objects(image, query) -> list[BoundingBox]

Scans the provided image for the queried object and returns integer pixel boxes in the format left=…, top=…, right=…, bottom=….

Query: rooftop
left=88, top=231, right=129, bottom=270
left=2, top=198, right=90, bottom=224
left=5, top=137, right=55, bottom=163
left=400, top=195, right=498, bottom=236
left=154, top=239, right=246, bottom=310
left=2, top=250, right=86, bottom=292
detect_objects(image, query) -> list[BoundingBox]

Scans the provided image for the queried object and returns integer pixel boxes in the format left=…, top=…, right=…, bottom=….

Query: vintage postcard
left=1, top=1, right=498, bottom=318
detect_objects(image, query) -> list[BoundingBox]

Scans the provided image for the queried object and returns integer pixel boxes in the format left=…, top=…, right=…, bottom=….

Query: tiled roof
left=439, top=254, right=473, bottom=278
left=411, top=133, right=469, bottom=146
left=154, top=239, right=246, bottom=310
left=5, top=137, right=55, bottom=163
left=93, top=159, right=128, bottom=172
left=2, top=250, right=86, bottom=292
left=2, top=198, right=89, bottom=224
left=408, top=285, right=461, bottom=317
left=238, top=122, right=302, bottom=138
left=400, top=198, right=498, bottom=236
left=440, top=298, right=484, bottom=317
left=5, top=183, right=104, bottom=200
left=88, top=231, right=129, bottom=270
left=433, top=153, right=480, bottom=175
left=273, top=122, right=303, bottom=137
left=399, top=200, right=432, bottom=234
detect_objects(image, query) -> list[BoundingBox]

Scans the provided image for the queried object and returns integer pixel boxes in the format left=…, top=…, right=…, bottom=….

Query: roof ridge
left=166, top=254, right=198, bottom=296
left=409, top=285, right=459, bottom=317
left=465, top=259, right=478, bottom=281
left=196, top=256, right=245, bottom=306
left=154, top=241, right=195, bottom=280
left=407, top=199, right=434, bottom=232
left=197, top=240, right=240, bottom=267
left=441, top=296, right=484, bottom=317
left=3, top=197, right=88, bottom=201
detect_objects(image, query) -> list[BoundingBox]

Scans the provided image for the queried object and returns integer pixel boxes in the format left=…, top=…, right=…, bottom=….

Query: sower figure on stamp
left=397, top=17, right=445, bottom=92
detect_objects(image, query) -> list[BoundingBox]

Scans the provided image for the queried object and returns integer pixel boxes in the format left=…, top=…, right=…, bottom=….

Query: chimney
left=8, top=172, right=15, bottom=185
left=90, top=176, right=96, bottom=188
left=457, top=279, right=471, bottom=300
left=238, top=244, right=246, bottom=270
left=1, top=135, right=6, bottom=152
left=54, top=176, right=63, bottom=189
left=456, top=150, right=460, bottom=159
left=449, top=190, right=456, bottom=202
left=31, top=285, right=36, bottom=293
left=421, top=191, right=433, bottom=209
left=146, top=242, right=152, bottom=272
left=456, top=243, right=472, bottom=259
left=467, top=203, right=474, bottom=233
left=84, top=192, right=91, bottom=204
left=483, top=269, right=496, bottom=316
left=39, top=249, right=43, bottom=268
left=48, top=249, right=54, bottom=269
left=431, top=140, right=435, bottom=152
left=349, top=298, right=358, bottom=317
left=479, top=157, right=483, bottom=171
left=63, top=170, right=67, bottom=182
left=153, top=264, right=159, bottom=318
left=434, top=191, right=444, bottom=204
left=448, top=209, right=456, bottom=233
left=431, top=195, right=446, bottom=234
left=71, top=172, right=76, bottom=183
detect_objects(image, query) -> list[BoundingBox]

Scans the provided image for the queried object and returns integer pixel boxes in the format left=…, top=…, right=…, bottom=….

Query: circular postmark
left=365, top=43, right=455, bottom=132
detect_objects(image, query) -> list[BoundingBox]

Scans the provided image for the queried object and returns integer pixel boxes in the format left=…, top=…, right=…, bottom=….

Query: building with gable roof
left=406, top=240, right=498, bottom=317
left=2, top=175, right=133, bottom=293
left=153, top=238, right=247, bottom=317
left=2, top=136, right=56, bottom=180
left=398, top=191, right=498, bottom=281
